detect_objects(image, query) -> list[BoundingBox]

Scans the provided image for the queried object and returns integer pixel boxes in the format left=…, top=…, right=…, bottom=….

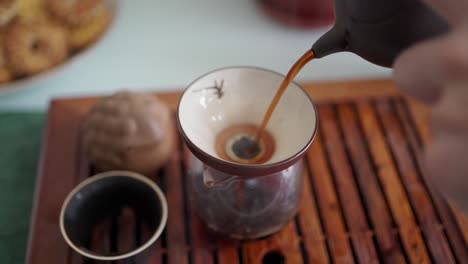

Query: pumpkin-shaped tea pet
left=82, top=91, right=174, bottom=174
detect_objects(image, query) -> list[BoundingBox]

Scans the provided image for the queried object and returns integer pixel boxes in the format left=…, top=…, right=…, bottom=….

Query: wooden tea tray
left=26, top=79, right=468, bottom=263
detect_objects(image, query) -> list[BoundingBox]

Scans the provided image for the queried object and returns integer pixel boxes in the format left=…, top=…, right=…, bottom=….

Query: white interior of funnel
left=178, top=67, right=317, bottom=164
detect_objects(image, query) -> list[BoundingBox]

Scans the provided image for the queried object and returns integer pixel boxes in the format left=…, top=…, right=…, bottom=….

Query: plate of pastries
left=0, top=0, right=116, bottom=95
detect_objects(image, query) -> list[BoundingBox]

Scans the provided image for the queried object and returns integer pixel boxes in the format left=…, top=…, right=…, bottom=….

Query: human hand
left=393, top=0, right=468, bottom=212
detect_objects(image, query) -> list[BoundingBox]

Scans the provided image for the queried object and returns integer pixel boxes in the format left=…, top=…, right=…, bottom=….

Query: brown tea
left=215, top=124, right=275, bottom=164
left=215, top=50, right=315, bottom=165
left=255, top=50, right=315, bottom=141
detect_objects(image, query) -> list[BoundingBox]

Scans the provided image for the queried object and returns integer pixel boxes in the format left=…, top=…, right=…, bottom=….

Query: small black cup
left=60, top=171, right=167, bottom=262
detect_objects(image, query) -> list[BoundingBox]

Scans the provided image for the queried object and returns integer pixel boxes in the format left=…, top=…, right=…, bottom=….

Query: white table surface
left=0, top=0, right=391, bottom=111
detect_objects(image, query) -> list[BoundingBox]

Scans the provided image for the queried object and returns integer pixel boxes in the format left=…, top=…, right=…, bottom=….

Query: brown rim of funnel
left=177, top=66, right=318, bottom=177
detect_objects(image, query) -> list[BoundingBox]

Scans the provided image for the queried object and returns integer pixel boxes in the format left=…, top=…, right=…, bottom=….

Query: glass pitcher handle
left=203, top=166, right=239, bottom=188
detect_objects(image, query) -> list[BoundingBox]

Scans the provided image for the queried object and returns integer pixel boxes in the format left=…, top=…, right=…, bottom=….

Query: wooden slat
left=297, top=164, right=329, bottom=263
left=162, top=121, right=189, bottom=264
left=26, top=101, right=84, bottom=264
left=375, top=100, right=455, bottom=263
left=117, top=208, right=137, bottom=256
left=146, top=223, right=163, bottom=264
left=183, top=146, right=214, bottom=264
left=306, top=133, right=355, bottom=263
left=394, top=99, right=468, bottom=262
left=303, top=79, right=400, bottom=103
left=337, top=103, right=406, bottom=263
left=356, top=101, right=430, bottom=263
left=181, top=142, right=220, bottom=264
left=217, top=239, right=240, bottom=264
left=90, top=219, right=111, bottom=256
left=69, top=132, right=92, bottom=264
left=242, top=221, right=303, bottom=263
left=189, top=205, right=214, bottom=264
left=404, top=98, right=431, bottom=144
left=318, top=104, right=379, bottom=263
left=181, top=146, right=214, bottom=264
left=448, top=204, right=468, bottom=246
left=145, top=165, right=164, bottom=264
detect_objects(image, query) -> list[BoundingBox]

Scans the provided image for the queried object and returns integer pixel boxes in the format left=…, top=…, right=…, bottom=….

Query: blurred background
left=0, top=0, right=391, bottom=111
left=0, top=0, right=394, bottom=263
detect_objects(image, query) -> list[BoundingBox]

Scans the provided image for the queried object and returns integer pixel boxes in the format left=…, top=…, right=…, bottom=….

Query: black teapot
left=312, top=0, right=450, bottom=67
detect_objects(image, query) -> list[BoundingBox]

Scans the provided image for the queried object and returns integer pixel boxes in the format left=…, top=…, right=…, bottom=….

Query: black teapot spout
left=311, top=0, right=450, bottom=67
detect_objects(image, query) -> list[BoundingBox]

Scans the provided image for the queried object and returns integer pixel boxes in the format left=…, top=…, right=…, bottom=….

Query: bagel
left=5, top=21, right=68, bottom=75
left=0, top=0, right=17, bottom=26
left=45, top=0, right=105, bottom=26
left=16, top=0, right=46, bottom=23
left=68, top=6, right=110, bottom=51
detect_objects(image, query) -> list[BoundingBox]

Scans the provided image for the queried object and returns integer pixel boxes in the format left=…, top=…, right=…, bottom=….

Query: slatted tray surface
left=26, top=80, right=468, bottom=264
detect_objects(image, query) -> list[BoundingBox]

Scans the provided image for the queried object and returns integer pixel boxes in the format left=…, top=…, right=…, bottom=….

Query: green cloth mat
left=0, top=113, right=44, bottom=264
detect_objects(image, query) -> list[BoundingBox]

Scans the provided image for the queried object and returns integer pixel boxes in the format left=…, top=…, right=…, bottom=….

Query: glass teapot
left=177, top=67, right=318, bottom=239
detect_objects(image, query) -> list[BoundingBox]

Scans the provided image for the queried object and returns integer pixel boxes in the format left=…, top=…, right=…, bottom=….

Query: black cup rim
left=59, top=170, right=168, bottom=261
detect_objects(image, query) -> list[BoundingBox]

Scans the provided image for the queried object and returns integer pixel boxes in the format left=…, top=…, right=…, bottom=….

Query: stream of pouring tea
left=215, top=50, right=315, bottom=164
left=255, top=50, right=315, bottom=141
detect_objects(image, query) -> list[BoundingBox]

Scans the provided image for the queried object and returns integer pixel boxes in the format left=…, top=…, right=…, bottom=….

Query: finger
left=424, top=136, right=468, bottom=212
left=430, top=81, right=468, bottom=138
left=393, top=30, right=468, bottom=104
